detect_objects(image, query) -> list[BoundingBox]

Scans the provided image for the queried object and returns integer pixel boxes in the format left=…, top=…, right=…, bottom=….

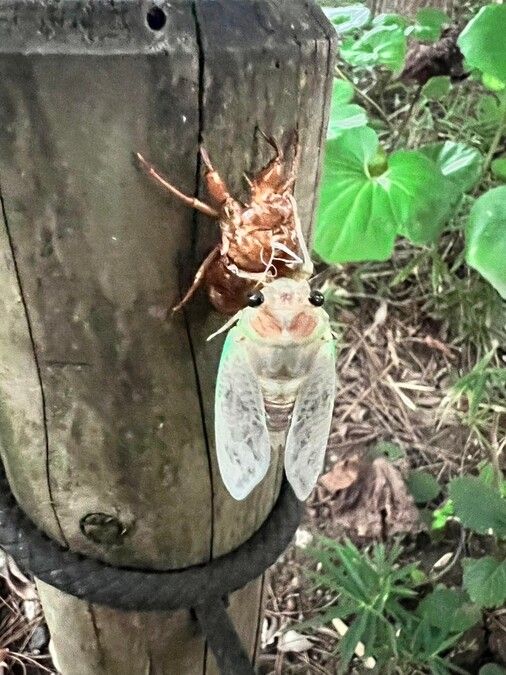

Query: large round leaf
left=314, top=127, right=452, bottom=262
left=327, top=104, right=368, bottom=139
left=491, top=157, right=506, bottom=182
left=330, top=78, right=354, bottom=106
left=421, top=75, right=451, bottom=101
left=458, top=5, right=506, bottom=87
left=419, top=141, right=483, bottom=193
left=341, top=24, right=406, bottom=72
left=413, top=8, right=450, bottom=42
left=327, top=79, right=368, bottom=140
left=322, top=4, right=371, bottom=34
left=372, top=13, right=407, bottom=29
left=466, top=186, right=506, bottom=298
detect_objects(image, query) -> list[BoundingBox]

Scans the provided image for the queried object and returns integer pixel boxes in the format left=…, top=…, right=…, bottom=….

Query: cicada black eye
left=247, top=291, right=265, bottom=307
left=309, top=290, right=325, bottom=307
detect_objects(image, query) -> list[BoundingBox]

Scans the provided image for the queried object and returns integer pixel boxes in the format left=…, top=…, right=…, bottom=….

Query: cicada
left=136, top=134, right=311, bottom=315
left=214, top=277, right=336, bottom=501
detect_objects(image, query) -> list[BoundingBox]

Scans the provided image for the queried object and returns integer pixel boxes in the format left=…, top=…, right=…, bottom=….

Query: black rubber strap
left=195, top=599, right=257, bottom=675
left=0, top=461, right=302, bottom=672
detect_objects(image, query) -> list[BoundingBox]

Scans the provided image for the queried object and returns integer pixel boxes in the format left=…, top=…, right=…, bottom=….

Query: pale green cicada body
left=214, top=277, right=336, bottom=501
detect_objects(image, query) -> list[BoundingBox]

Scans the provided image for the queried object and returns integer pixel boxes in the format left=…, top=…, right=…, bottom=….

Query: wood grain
left=0, top=0, right=335, bottom=672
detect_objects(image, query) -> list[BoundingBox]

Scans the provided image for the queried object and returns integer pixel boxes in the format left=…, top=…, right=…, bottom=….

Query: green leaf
left=417, top=586, right=481, bottom=633
left=331, top=79, right=354, bottom=106
left=410, top=568, right=427, bottom=585
left=328, top=80, right=368, bottom=140
left=432, top=500, right=455, bottom=531
left=463, top=556, right=506, bottom=608
left=369, top=440, right=405, bottom=462
left=406, top=471, right=441, bottom=504
left=482, top=73, right=506, bottom=93
left=477, top=92, right=506, bottom=128
left=413, top=8, right=450, bottom=42
left=328, top=104, right=368, bottom=137
left=338, top=612, right=369, bottom=674
left=373, top=13, right=407, bottom=29
left=341, top=24, right=406, bottom=72
left=491, top=158, right=506, bottom=182
left=323, top=4, right=371, bottom=34
left=419, top=141, right=483, bottom=193
left=465, top=186, right=506, bottom=298
left=421, top=76, right=451, bottom=100
left=449, top=475, right=506, bottom=536
left=458, top=5, right=506, bottom=88
left=480, top=665, right=506, bottom=675
left=478, top=461, right=506, bottom=497
left=315, top=127, right=453, bottom=262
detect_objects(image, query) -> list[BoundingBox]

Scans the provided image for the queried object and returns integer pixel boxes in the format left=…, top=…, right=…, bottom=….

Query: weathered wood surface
left=37, top=577, right=265, bottom=675
left=0, top=0, right=335, bottom=673
left=367, top=0, right=454, bottom=15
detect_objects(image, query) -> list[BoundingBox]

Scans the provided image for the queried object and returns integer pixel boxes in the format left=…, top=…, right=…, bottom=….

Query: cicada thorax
left=224, top=196, right=300, bottom=274
left=201, top=177, right=303, bottom=314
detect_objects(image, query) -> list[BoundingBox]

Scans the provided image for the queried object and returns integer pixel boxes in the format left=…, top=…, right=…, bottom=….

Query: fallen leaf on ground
left=320, top=457, right=362, bottom=493
left=277, top=630, right=314, bottom=653
left=294, top=528, right=313, bottom=550
left=326, top=458, right=422, bottom=539
left=0, top=552, right=37, bottom=601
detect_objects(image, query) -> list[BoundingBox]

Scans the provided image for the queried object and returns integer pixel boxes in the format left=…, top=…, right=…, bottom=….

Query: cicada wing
left=284, top=339, right=336, bottom=500
left=214, top=329, right=271, bottom=500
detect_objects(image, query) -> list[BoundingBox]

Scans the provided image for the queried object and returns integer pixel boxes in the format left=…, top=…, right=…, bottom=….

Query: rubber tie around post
left=0, top=461, right=303, bottom=673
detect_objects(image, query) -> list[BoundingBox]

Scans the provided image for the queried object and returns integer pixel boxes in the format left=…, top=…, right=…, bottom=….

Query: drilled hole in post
left=146, top=5, right=166, bottom=31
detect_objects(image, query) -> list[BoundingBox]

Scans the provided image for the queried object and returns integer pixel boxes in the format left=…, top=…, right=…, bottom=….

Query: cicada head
left=240, top=278, right=329, bottom=345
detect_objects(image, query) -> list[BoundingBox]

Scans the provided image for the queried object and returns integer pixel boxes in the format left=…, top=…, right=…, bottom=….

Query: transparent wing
left=214, top=329, right=271, bottom=500
left=285, top=339, right=336, bottom=500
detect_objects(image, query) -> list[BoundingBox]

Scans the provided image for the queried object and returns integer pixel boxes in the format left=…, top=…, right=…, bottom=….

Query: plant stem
left=392, top=84, right=423, bottom=151
left=335, top=66, right=394, bottom=131
left=488, top=415, right=503, bottom=493
left=482, top=95, right=506, bottom=175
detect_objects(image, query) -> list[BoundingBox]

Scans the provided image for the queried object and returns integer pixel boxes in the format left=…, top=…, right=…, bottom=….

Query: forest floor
left=259, top=243, right=506, bottom=674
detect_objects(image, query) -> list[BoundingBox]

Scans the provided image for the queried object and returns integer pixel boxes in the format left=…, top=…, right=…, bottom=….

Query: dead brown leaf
left=326, top=458, right=422, bottom=540
left=319, top=457, right=361, bottom=493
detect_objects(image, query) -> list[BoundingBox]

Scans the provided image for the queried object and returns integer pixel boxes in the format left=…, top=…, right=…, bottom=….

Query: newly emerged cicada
left=215, top=277, right=336, bottom=501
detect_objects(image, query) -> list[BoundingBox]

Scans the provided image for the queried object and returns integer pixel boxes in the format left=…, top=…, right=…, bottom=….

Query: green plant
left=466, top=186, right=506, bottom=298
left=428, top=469, right=506, bottom=612
left=316, top=3, right=506, bottom=300
left=441, top=345, right=506, bottom=468
left=304, top=7, right=506, bottom=673
left=305, top=538, right=480, bottom=674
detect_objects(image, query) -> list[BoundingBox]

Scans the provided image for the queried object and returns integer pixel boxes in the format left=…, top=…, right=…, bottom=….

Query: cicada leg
left=250, top=130, right=285, bottom=196
left=136, top=153, right=219, bottom=219
left=200, top=147, right=238, bottom=209
left=172, top=245, right=221, bottom=312
left=286, top=194, right=313, bottom=278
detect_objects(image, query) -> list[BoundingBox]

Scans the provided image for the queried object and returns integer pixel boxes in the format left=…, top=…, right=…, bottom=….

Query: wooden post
left=0, top=1, right=335, bottom=673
